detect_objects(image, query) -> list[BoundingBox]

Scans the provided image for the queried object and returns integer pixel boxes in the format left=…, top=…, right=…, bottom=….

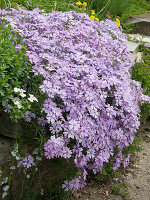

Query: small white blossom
left=2, top=192, right=7, bottom=199
left=11, top=151, right=16, bottom=157
left=10, top=166, right=15, bottom=170
left=14, top=87, right=20, bottom=92
left=3, top=185, right=9, bottom=191
left=3, top=177, right=8, bottom=184
left=36, top=156, right=42, bottom=161
left=14, top=101, right=22, bottom=109
left=28, top=94, right=38, bottom=102
left=16, top=156, right=20, bottom=160
left=16, top=29, right=24, bottom=36
left=26, top=175, right=30, bottom=179
left=19, top=89, right=26, bottom=93
left=33, top=149, right=38, bottom=155
left=40, top=189, right=44, bottom=195
left=20, top=93, right=26, bottom=98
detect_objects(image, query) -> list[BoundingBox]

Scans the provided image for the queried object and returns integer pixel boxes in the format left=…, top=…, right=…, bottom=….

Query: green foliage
left=122, top=23, right=137, bottom=34
left=132, top=47, right=150, bottom=122
left=86, top=0, right=130, bottom=17
left=121, top=0, right=150, bottom=22
left=36, top=181, right=71, bottom=200
left=122, top=138, right=143, bottom=155
left=0, top=20, right=34, bottom=121
left=0, top=0, right=81, bottom=13
left=112, top=182, right=129, bottom=198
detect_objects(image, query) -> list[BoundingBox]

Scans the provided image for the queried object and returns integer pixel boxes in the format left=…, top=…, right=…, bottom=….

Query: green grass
left=1, top=0, right=150, bottom=21
left=112, top=182, right=129, bottom=198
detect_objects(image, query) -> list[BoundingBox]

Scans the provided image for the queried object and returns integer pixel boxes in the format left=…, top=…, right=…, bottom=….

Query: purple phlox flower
left=62, top=176, right=86, bottom=192
left=37, top=116, right=47, bottom=126
left=20, top=155, right=34, bottom=168
left=44, top=135, right=72, bottom=159
left=15, top=44, right=22, bottom=50
left=41, top=129, right=46, bottom=135
left=123, top=154, right=131, bottom=168
left=22, top=111, right=35, bottom=122
left=4, top=104, right=12, bottom=113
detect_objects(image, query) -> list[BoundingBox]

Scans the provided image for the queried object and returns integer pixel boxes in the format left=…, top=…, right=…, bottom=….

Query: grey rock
left=126, top=14, right=150, bottom=36
left=0, top=135, right=13, bottom=164
left=126, top=41, right=140, bottom=53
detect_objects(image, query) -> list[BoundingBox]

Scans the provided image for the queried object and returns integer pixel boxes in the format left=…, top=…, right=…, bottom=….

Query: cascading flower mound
left=1, top=8, right=150, bottom=191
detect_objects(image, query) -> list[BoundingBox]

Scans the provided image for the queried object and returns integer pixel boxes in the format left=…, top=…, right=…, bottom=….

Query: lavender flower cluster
left=1, top=7, right=150, bottom=191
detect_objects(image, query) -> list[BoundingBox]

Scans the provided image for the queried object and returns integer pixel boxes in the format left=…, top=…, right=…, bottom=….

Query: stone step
left=126, top=14, right=150, bottom=36
left=128, top=34, right=150, bottom=48
left=126, top=41, right=140, bottom=54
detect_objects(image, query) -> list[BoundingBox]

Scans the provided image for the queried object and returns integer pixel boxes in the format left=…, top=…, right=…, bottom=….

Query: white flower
left=11, top=151, right=16, bottom=157
left=10, top=166, right=15, bottom=170
left=40, top=189, right=44, bottom=195
left=10, top=22, right=16, bottom=28
left=2, top=192, right=7, bottom=199
left=33, top=149, right=38, bottom=154
left=26, top=175, right=30, bottom=179
left=16, top=156, right=20, bottom=160
left=3, top=185, right=9, bottom=191
left=16, top=29, right=24, bottom=36
left=14, top=88, right=26, bottom=98
left=28, top=94, right=38, bottom=102
left=1, top=16, right=6, bottom=20
left=20, top=92, right=26, bottom=98
left=36, top=156, right=42, bottom=161
left=4, top=177, right=8, bottom=184
left=14, top=101, right=22, bottom=109
left=14, top=87, right=20, bottom=92
left=19, top=89, right=26, bottom=93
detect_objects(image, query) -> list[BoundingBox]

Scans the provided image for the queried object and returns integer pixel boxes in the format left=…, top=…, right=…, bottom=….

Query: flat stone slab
left=126, top=14, right=150, bottom=36
left=127, top=14, right=150, bottom=23
left=126, top=41, right=140, bottom=53
left=128, top=34, right=150, bottom=48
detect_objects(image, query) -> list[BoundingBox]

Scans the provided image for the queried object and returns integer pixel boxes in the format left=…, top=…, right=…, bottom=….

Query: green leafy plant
left=0, top=20, right=35, bottom=121
left=132, top=46, right=150, bottom=123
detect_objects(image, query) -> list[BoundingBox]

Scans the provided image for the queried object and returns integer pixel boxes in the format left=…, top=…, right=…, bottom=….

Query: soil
left=70, top=118, right=150, bottom=200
